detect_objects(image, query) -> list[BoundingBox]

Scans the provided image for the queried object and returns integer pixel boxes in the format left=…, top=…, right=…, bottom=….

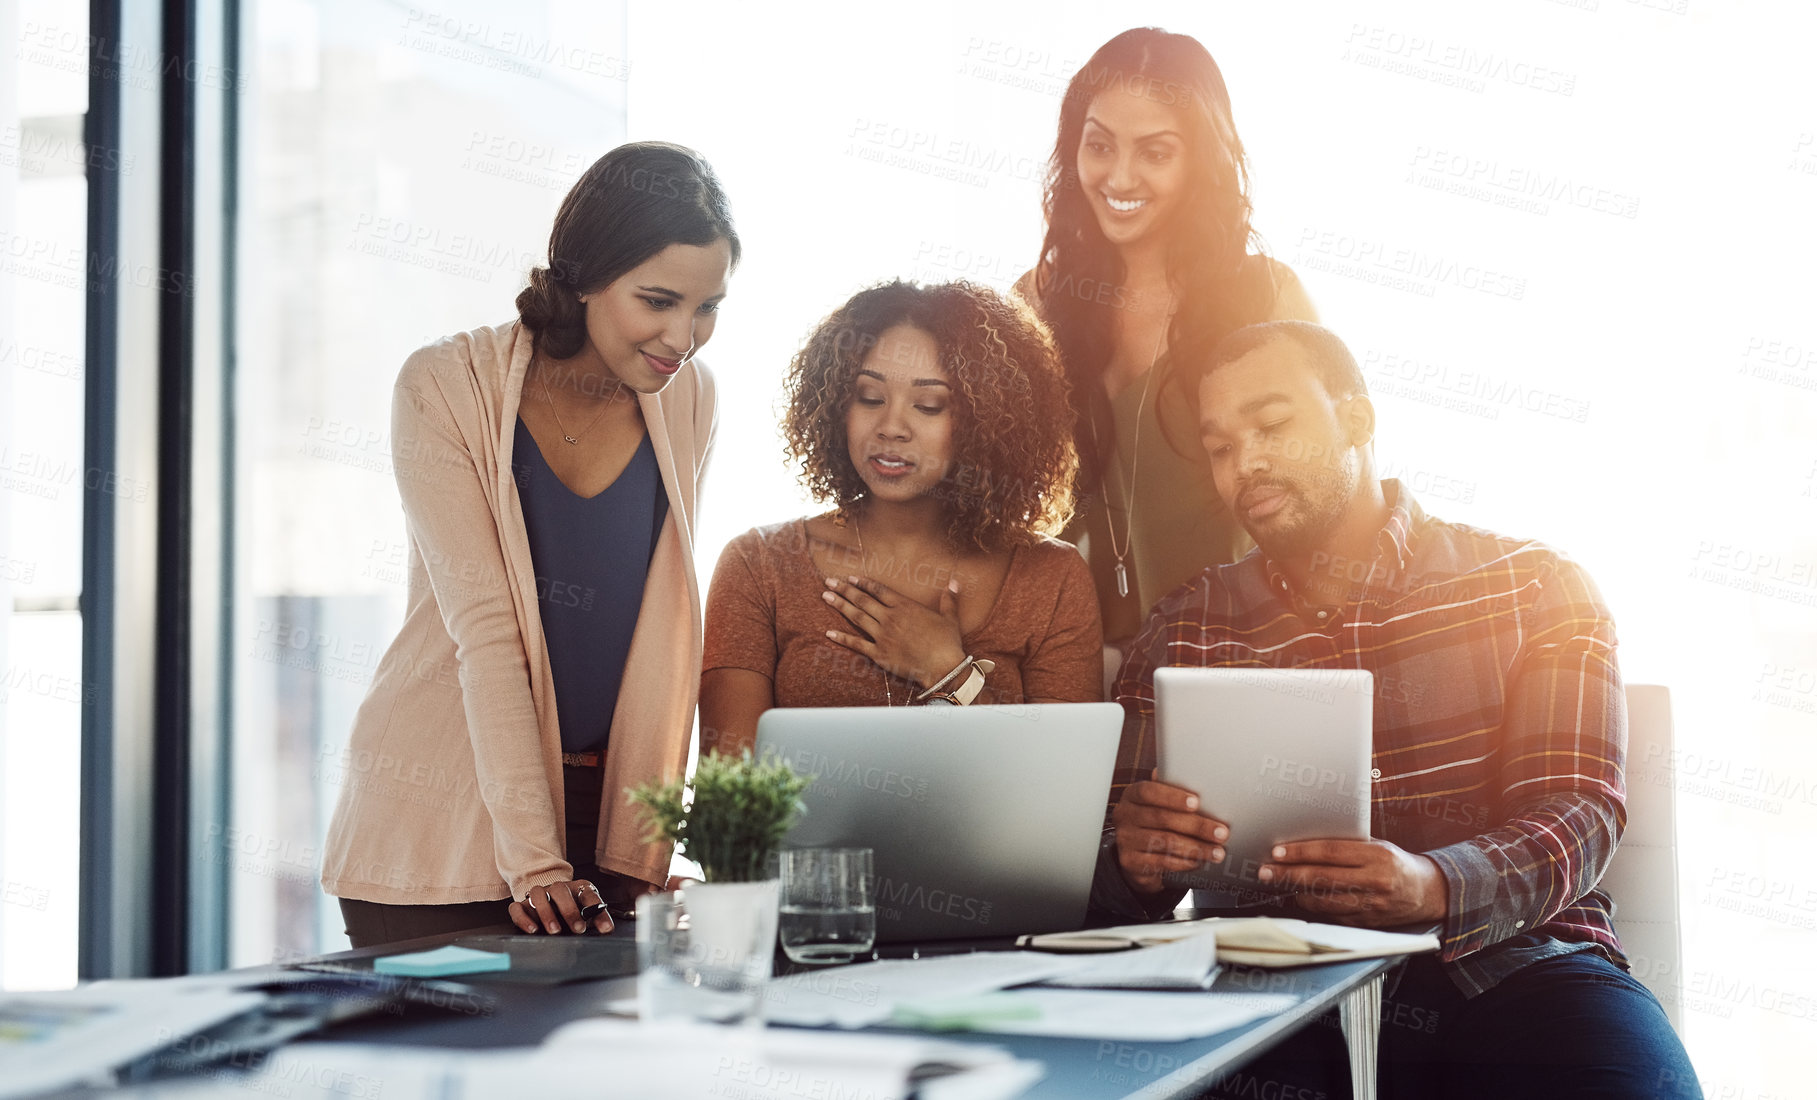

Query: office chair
left=1603, top=683, right=1685, bottom=1034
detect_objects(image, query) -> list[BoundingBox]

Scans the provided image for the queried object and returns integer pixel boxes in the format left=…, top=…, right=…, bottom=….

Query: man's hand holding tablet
left=1259, top=839, right=1448, bottom=926
left=1113, top=781, right=1448, bottom=924
left=1134, top=668, right=1378, bottom=902
left=1111, top=780, right=1230, bottom=897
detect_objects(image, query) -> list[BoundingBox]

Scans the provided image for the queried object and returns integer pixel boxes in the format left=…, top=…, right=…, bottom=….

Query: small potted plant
left=628, top=749, right=812, bottom=1021
left=630, top=748, right=814, bottom=885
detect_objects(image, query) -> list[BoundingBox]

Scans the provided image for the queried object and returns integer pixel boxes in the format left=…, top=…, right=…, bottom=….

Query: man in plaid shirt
left=1095, top=321, right=1697, bottom=1098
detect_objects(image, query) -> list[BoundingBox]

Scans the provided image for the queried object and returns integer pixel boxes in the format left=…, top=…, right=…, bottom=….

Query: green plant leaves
left=627, top=748, right=814, bottom=883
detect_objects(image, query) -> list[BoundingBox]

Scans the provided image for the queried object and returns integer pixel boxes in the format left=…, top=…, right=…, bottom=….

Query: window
left=228, top=0, right=629, bottom=963
left=1, top=0, right=91, bottom=992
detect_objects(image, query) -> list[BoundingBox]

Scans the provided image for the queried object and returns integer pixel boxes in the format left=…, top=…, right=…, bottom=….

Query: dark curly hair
left=516, top=141, right=740, bottom=359
left=781, top=280, right=1078, bottom=553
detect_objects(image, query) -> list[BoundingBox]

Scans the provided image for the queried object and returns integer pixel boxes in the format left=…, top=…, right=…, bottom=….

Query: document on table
left=0, top=982, right=266, bottom=1100
left=1022, top=916, right=1439, bottom=968
left=1035, top=929, right=1221, bottom=989
left=1209, top=918, right=1439, bottom=968
left=112, top=1023, right=1045, bottom=1100
left=549, top=1019, right=1044, bottom=1100
left=765, top=938, right=1229, bottom=1030
left=926, top=989, right=1302, bottom=1042
left=764, top=941, right=1292, bottom=1041
left=765, top=950, right=1080, bottom=1028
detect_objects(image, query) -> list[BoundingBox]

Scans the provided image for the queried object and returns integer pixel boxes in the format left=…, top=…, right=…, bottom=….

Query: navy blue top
left=511, top=417, right=668, bottom=753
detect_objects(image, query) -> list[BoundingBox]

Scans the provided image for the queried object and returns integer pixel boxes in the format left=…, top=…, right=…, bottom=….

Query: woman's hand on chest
left=819, top=573, right=968, bottom=691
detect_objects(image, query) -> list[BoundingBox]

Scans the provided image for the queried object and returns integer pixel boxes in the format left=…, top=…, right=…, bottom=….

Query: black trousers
left=337, top=763, right=630, bottom=949
left=338, top=896, right=509, bottom=949
left=561, top=761, right=617, bottom=889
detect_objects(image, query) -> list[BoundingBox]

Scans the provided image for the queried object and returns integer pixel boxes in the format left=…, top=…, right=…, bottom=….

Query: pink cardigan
left=320, top=321, right=714, bottom=904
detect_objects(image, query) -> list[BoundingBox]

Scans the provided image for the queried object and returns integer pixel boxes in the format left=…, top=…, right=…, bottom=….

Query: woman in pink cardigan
left=320, top=142, right=738, bottom=947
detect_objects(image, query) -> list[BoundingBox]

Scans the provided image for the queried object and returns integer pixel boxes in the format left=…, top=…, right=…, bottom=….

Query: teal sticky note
left=373, top=944, right=511, bottom=977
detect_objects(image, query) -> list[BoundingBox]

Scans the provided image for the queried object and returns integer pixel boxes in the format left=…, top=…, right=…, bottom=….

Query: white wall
left=625, top=2, right=1817, bottom=1094
left=0, top=0, right=16, bottom=988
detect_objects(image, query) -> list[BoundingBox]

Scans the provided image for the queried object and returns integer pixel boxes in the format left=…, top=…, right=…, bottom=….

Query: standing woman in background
left=1019, top=27, right=1317, bottom=658
left=320, top=142, right=738, bottom=948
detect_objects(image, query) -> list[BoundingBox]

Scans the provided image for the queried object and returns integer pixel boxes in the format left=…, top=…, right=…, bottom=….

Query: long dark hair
left=1033, top=28, right=1273, bottom=492
left=516, top=141, right=740, bottom=359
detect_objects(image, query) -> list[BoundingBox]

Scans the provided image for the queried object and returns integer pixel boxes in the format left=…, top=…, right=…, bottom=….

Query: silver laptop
left=1154, top=667, right=1374, bottom=898
left=756, top=702, right=1123, bottom=942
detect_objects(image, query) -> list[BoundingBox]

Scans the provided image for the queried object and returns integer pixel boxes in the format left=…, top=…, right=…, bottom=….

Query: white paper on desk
left=0, top=982, right=266, bottom=1100
left=1026, top=917, right=1439, bottom=966
left=764, top=950, right=1079, bottom=1028
left=964, top=990, right=1300, bottom=1042
left=1019, top=918, right=1218, bottom=951
left=1211, top=918, right=1440, bottom=967
left=1252, top=919, right=1434, bottom=953
left=115, top=1030, right=1043, bottom=1100
left=116, top=1045, right=543, bottom=1099
left=550, top=1019, right=1042, bottom=1100
left=1036, top=930, right=1220, bottom=990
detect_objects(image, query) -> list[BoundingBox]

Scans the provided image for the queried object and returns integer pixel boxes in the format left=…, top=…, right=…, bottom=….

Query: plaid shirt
left=1101, top=481, right=1628, bottom=996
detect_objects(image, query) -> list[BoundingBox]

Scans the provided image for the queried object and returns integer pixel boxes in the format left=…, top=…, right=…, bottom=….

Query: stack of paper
left=764, top=951, right=1078, bottom=1028
left=549, top=1019, right=1042, bottom=1100
left=764, top=941, right=1296, bottom=1042
left=892, top=989, right=1299, bottom=1042
left=1020, top=916, right=1439, bottom=968
left=114, top=1023, right=1043, bottom=1100
left=1036, top=928, right=1221, bottom=990
left=0, top=983, right=267, bottom=1099
left=1213, top=918, right=1438, bottom=967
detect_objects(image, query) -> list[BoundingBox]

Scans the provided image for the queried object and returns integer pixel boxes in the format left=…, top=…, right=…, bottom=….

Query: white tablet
left=1154, top=667, right=1374, bottom=898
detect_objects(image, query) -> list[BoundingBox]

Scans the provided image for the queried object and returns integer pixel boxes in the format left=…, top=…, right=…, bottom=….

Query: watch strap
left=949, top=658, right=996, bottom=705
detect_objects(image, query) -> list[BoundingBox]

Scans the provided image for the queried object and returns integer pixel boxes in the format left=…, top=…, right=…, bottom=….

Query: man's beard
left=1241, top=453, right=1360, bottom=560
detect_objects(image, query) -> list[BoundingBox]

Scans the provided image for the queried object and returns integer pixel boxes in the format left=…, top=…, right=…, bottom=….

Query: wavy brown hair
left=1033, top=28, right=1277, bottom=492
left=782, top=280, right=1078, bottom=553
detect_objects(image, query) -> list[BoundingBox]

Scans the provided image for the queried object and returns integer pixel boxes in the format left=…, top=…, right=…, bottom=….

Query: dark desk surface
left=270, top=917, right=1401, bottom=1100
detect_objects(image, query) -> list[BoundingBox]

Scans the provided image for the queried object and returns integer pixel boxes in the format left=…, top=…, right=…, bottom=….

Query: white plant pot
left=682, top=879, right=781, bottom=975
left=637, top=879, right=780, bottom=1025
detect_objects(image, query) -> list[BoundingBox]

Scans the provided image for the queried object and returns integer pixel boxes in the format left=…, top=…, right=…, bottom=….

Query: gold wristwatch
left=919, top=657, right=996, bottom=706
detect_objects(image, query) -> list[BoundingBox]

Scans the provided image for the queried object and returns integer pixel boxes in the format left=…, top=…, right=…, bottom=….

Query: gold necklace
left=1095, top=295, right=1175, bottom=600
left=845, top=513, right=896, bottom=706
left=538, top=360, right=627, bottom=446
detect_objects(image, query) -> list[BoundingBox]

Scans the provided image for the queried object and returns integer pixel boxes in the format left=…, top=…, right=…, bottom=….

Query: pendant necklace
left=1095, top=295, right=1175, bottom=600
left=539, top=360, right=627, bottom=445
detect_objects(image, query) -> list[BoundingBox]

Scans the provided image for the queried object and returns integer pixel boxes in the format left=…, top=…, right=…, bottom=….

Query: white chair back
left=1603, top=683, right=1684, bottom=1033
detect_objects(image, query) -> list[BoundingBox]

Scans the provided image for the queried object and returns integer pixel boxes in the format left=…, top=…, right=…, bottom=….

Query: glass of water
left=779, top=847, right=876, bottom=965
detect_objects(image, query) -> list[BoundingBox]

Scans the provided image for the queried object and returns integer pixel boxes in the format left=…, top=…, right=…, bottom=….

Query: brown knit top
left=703, top=518, right=1105, bottom=707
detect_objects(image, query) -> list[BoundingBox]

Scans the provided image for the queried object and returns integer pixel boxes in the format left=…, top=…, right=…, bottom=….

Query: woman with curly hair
left=699, top=280, right=1103, bottom=750
left=1017, top=27, right=1317, bottom=651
